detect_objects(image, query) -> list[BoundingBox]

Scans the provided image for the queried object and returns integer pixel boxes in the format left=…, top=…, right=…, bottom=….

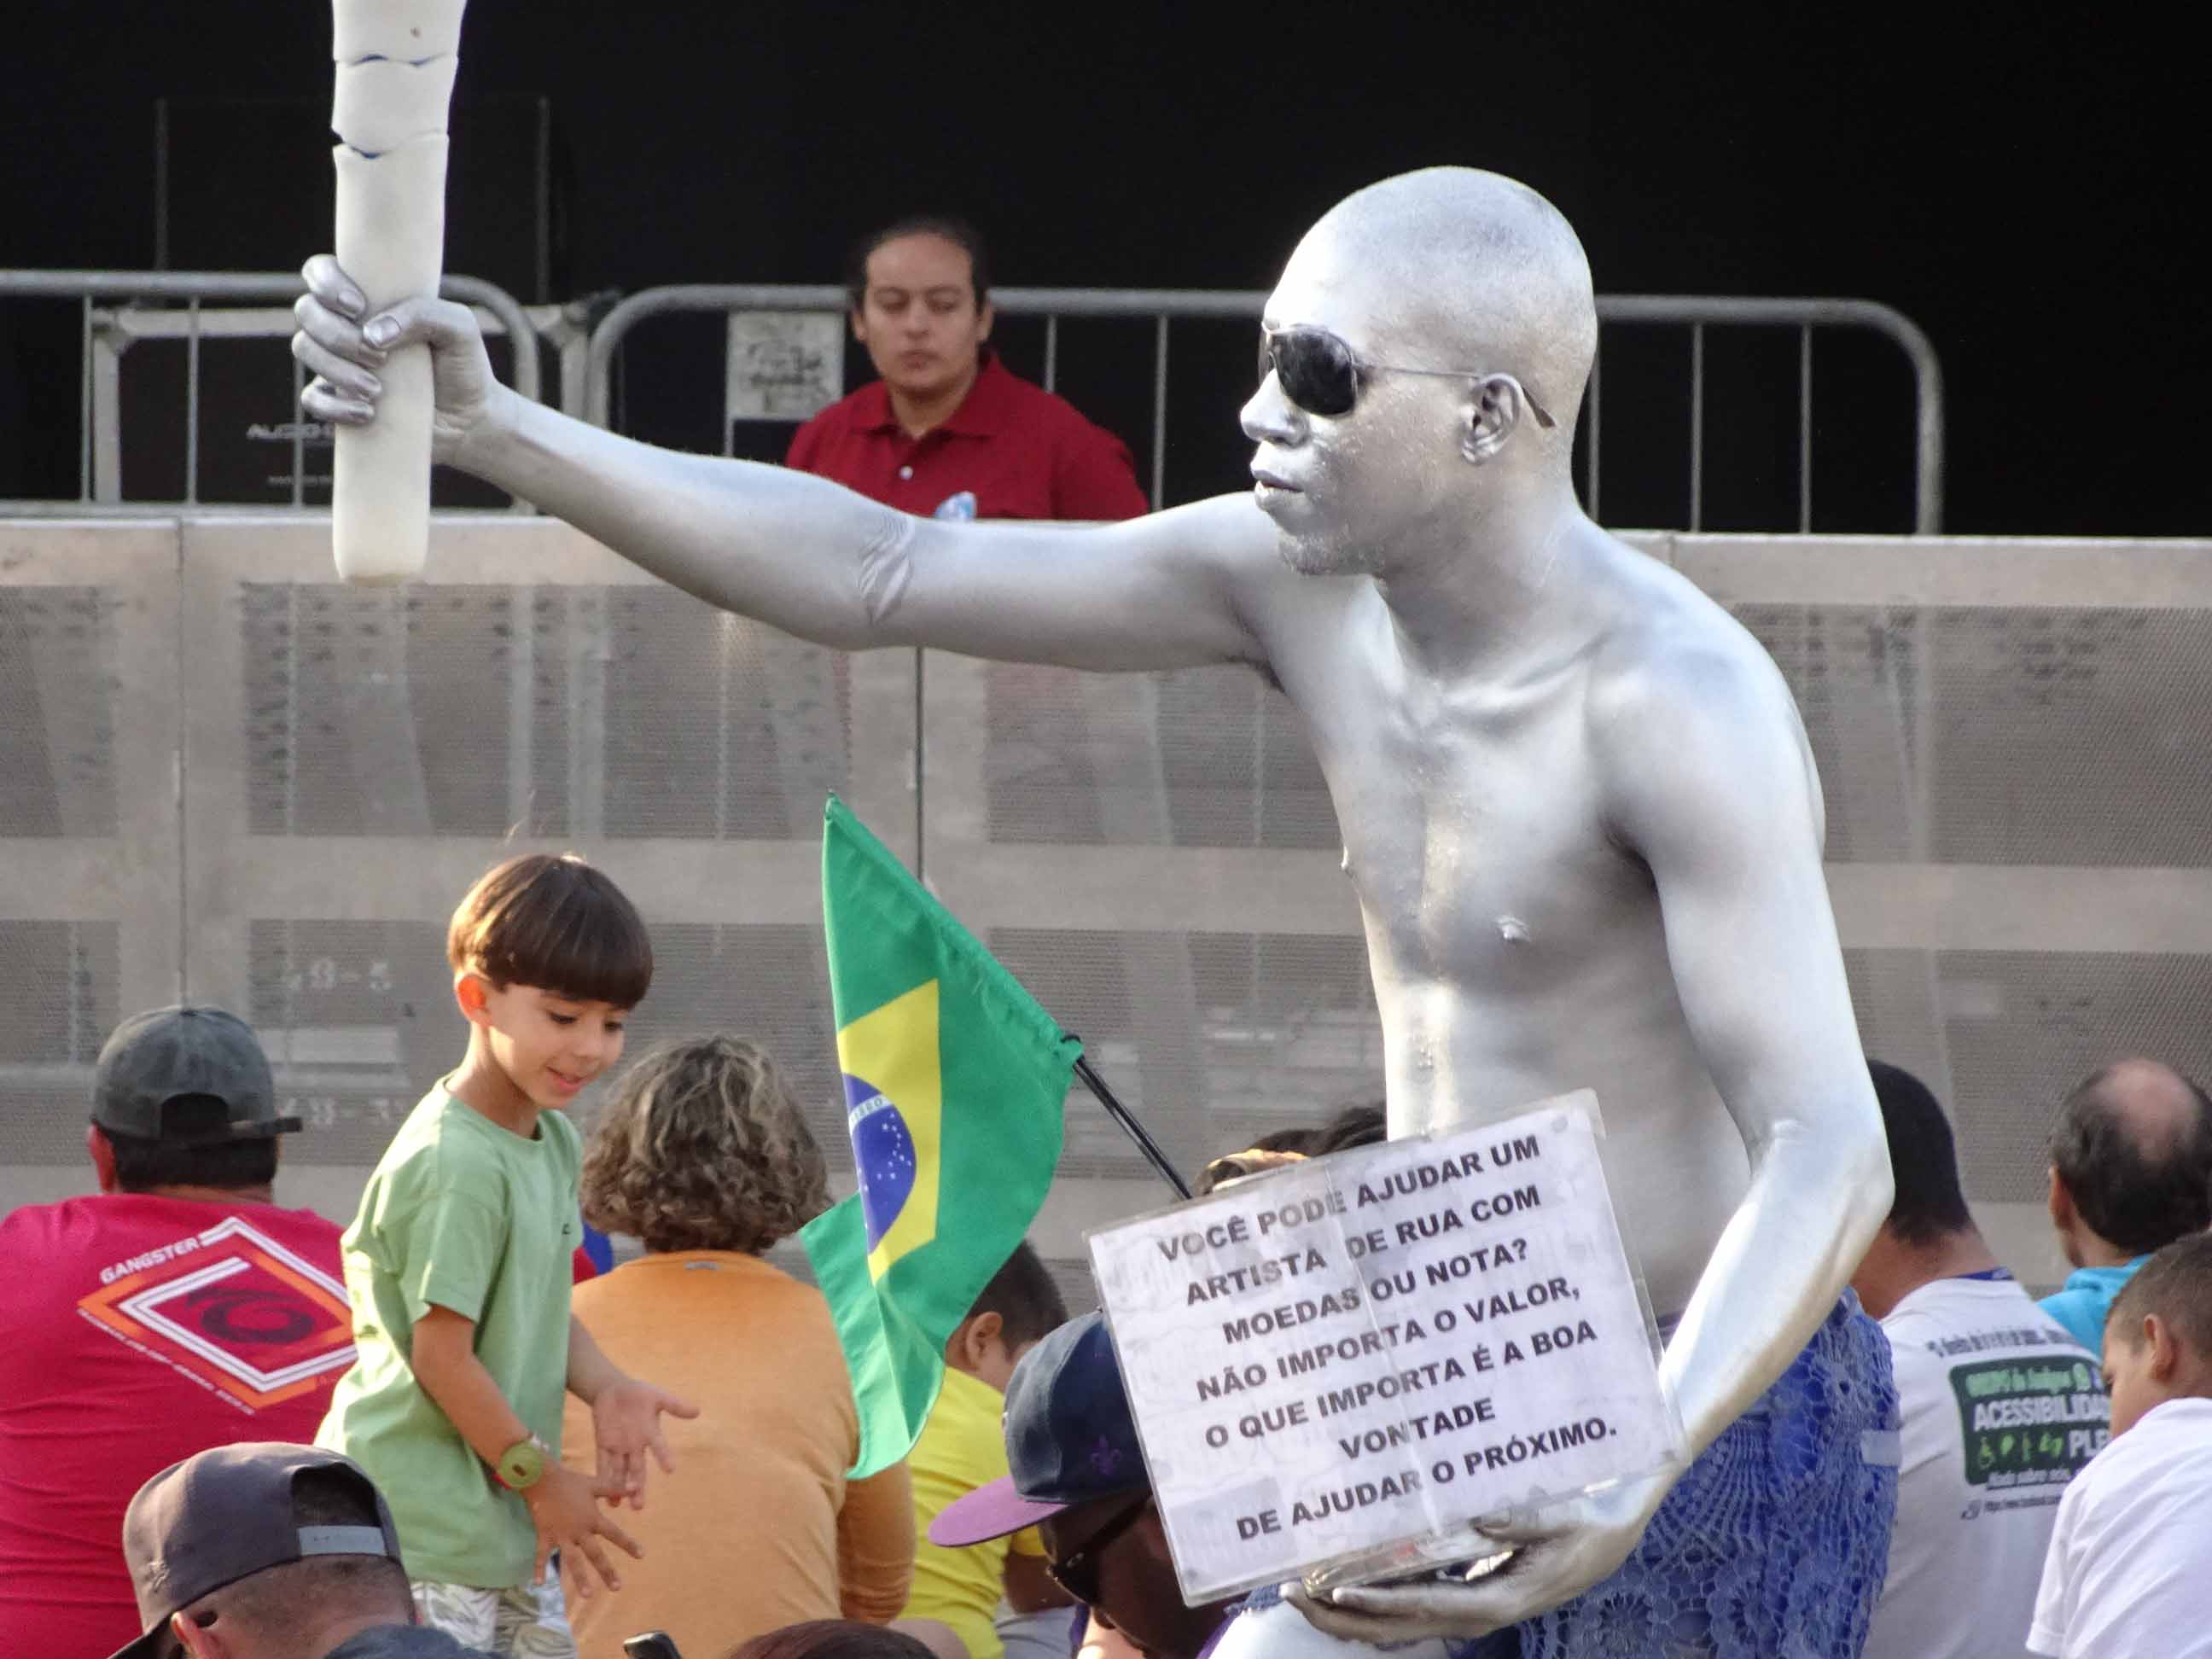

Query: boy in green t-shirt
left=318, top=853, right=697, bottom=1658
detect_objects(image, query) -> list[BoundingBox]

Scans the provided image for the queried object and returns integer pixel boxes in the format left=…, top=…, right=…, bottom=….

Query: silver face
left=295, top=165, right=1892, bottom=1635
left=1241, top=232, right=1482, bottom=580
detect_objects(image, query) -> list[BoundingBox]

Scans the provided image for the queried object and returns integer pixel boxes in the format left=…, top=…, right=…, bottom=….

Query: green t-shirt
left=317, top=1086, right=583, bottom=1587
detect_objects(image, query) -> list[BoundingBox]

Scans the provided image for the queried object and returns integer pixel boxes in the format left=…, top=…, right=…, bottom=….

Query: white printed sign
left=1089, top=1092, right=1682, bottom=1603
left=725, top=311, right=846, bottom=421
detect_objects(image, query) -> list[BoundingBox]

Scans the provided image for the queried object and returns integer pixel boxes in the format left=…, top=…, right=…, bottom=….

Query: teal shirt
left=2038, top=1256, right=2150, bottom=1359
left=317, top=1089, right=583, bottom=1587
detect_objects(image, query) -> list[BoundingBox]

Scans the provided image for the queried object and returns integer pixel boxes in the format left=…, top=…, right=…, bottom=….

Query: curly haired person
left=560, top=1035, right=917, bottom=1659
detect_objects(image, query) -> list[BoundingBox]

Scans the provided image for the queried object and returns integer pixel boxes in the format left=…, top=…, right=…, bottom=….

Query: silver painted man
left=294, top=167, right=1897, bottom=1653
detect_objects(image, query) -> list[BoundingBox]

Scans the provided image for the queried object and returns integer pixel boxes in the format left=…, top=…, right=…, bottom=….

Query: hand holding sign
left=1088, top=1093, right=1682, bottom=1604
left=1288, top=1464, right=1675, bottom=1642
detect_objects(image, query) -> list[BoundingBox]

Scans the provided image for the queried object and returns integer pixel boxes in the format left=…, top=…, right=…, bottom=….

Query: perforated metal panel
left=0, top=587, right=119, bottom=838
left=983, top=664, right=1336, bottom=849
left=154, top=521, right=898, bottom=1230
left=0, top=525, right=179, bottom=1198
left=1742, top=604, right=2212, bottom=866
left=0, top=921, right=120, bottom=1164
left=987, top=927, right=1379, bottom=1181
left=7, top=521, right=2212, bottom=1295
left=240, top=584, right=856, bottom=840
left=0, top=586, right=123, bottom=1144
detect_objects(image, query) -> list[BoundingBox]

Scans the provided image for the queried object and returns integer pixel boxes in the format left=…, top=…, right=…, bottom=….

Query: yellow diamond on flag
left=836, top=979, right=944, bottom=1281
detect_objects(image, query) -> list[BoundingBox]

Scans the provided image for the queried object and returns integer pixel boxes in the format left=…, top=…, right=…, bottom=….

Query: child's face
left=472, top=978, right=631, bottom=1110
left=2102, top=1323, right=2167, bottom=1438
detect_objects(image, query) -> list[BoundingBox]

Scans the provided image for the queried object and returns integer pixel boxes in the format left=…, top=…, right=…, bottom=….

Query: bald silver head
left=1241, top=167, right=1597, bottom=577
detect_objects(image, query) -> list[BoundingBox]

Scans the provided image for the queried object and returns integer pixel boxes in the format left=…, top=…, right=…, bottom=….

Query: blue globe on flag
left=845, top=1071, right=917, bottom=1252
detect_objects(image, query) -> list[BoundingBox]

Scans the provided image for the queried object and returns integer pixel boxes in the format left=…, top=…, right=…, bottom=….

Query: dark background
left=0, top=3, right=2198, bottom=534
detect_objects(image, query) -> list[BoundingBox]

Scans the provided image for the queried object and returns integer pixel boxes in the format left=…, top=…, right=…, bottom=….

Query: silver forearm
left=469, top=393, right=914, bottom=649
left=1659, top=1113, right=1891, bottom=1458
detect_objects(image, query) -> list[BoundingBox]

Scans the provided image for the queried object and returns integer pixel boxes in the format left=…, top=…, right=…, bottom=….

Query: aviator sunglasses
left=1260, top=324, right=1557, bottom=428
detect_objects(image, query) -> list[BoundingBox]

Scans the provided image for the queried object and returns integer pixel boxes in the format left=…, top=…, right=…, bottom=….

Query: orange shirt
left=562, top=1250, right=913, bottom=1659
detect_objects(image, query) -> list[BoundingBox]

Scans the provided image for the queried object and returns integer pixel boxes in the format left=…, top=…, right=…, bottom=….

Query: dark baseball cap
left=112, top=1443, right=405, bottom=1659
left=930, top=1310, right=1150, bottom=1547
left=91, top=1005, right=299, bottom=1144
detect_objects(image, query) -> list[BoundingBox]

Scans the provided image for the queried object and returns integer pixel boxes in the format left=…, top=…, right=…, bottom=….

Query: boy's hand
left=524, top=1464, right=639, bottom=1598
left=591, top=1377, right=701, bottom=1509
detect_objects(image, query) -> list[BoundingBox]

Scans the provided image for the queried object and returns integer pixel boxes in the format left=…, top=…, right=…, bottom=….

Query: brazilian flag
left=800, top=798, right=1079, bottom=1478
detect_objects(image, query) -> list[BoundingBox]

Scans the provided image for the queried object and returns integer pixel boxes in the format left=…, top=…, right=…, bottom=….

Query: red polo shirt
left=785, top=351, right=1149, bottom=521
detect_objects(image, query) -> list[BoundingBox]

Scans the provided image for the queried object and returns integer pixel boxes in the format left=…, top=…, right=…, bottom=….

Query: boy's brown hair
left=2107, top=1231, right=2212, bottom=1359
left=968, top=1239, right=1069, bottom=1350
left=447, top=853, right=654, bottom=1008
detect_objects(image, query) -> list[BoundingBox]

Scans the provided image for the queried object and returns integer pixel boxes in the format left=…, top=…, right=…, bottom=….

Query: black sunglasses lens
left=1264, top=329, right=1359, bottom=416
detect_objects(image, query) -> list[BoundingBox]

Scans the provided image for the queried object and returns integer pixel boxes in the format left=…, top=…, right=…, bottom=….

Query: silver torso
left=1261, top=535, right=1770, bottom=1318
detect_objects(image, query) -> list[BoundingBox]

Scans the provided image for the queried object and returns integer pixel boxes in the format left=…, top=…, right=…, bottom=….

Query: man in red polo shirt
left=0, top=1005, right=354, bottom=1658
left=787, top=216, right=1149, bottom=522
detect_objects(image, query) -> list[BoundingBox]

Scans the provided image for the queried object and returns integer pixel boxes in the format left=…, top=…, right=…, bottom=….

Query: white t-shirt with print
left=2028, top=1395, right=2212, bottom=1657
left=1862, top=1275, right=2107, bottom=1659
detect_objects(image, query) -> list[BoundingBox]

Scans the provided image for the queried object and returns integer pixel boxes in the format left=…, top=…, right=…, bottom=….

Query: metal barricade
left=6, top=519, right=2210, bottom=1290
left=586, top=286, right=1946, bottom=533
left=0, top=270, right=548, bottom=512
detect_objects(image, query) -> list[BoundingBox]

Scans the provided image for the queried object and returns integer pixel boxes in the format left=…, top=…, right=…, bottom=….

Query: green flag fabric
left=800, top=797, right=1079, bottom=1479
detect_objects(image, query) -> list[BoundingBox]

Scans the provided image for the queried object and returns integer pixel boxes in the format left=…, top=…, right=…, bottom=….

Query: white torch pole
left=329, top=0, right=469, bottom=584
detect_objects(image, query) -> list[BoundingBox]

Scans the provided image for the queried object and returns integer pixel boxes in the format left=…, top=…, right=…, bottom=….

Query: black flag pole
left=1068, top=1045, right=1192, bottom=1201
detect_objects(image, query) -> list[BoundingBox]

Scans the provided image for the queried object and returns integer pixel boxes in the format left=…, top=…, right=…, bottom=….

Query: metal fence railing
left=3, top=273, right=1945, bottom=533
left=0, top=270, right=544, bottom=512
left=587, top=286, right=1946, bottom=533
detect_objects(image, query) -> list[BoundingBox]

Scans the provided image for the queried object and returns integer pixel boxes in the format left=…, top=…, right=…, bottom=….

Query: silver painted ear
left=1460, top=385, right=1510, bottom=464
left=1461, top=375, right=1552, bottom=463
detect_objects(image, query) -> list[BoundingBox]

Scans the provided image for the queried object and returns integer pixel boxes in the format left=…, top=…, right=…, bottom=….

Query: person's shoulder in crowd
left=986, top=357, right=1123, bottom=440
left=977, top=358, right=1147, bottom=520
left=1883, top=1275, right=2087, bottom=1351
left=368, top=1080, right=581, bottom=1191
left=2037, top=1260, right=2146, bottom=1353
left=0, top=1187, right=338, bottom=1246
left=572, top=1244, right=841, bottom=1342
left=2028, top=1234, right=2212, bottom=1658
left=2029, top=1397, right=2212, bottom=1657
left=786, top=380, right=888, bottom=468
left=349, top=1087, right=521, bottom=1234
left=787, top=353, right=1144, bottom=523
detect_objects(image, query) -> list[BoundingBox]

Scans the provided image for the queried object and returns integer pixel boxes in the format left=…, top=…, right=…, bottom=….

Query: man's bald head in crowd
left=2049, top=1058, right=2212, bottom=1261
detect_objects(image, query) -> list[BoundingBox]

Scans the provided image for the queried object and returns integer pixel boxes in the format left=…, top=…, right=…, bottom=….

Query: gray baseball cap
left=112, top=1443, right=406, bottom=1659
left=90, top=1005, right=300, bottom=1144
